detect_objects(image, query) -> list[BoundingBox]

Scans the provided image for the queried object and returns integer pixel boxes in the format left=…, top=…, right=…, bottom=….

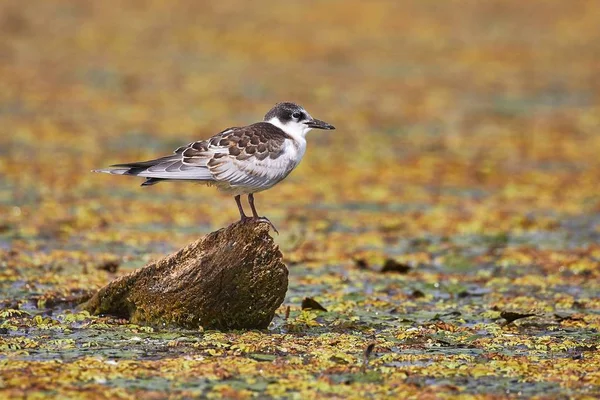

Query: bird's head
left=264, top=102, right=335, bottom=138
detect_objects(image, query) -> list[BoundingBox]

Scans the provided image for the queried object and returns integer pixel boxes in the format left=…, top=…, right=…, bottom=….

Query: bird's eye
left=292, top=112, right=302, bottom=119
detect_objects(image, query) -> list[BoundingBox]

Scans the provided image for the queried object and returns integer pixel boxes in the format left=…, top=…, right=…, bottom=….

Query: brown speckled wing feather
left=193, top=122, right=295, bottom=189
left=179, top=123, right=289, bottom=166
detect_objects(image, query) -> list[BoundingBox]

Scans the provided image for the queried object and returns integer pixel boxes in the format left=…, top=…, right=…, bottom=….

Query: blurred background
left=1, top=0, right=599, bottom=257
left=2, top=3, right=600, bottom=396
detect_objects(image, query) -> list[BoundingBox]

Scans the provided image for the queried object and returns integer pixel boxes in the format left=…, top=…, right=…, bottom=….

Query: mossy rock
left=83, top=220, right=288, bottom=330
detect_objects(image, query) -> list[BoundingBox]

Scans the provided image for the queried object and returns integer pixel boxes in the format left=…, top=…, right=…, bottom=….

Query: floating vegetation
left=1, top=0, right=599, bottom=398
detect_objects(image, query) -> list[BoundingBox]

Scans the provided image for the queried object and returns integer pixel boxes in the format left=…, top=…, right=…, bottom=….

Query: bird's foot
left=256, top=217, right=279, bottom=235
left=239, top=216, right=255, bottom=227
left=239, top=216, right=279, bottom=234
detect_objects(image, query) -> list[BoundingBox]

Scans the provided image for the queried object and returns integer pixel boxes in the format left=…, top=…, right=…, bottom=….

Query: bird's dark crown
left=264, top=102, right=306, bottom=123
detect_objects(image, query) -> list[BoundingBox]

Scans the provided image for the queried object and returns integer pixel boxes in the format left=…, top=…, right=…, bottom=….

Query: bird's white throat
left=267, top=117, right=308, bottom=161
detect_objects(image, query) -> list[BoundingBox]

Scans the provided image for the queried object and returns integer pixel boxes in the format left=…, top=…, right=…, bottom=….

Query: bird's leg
left=248, top=193, right=279, bottom=234
left=235, top=195, right=249, bottom=221
left=248, top=193, right=260, bottom=218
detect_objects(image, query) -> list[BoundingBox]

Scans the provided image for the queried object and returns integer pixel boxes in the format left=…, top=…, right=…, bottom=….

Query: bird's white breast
left=283, top=137, right=306, bottom=166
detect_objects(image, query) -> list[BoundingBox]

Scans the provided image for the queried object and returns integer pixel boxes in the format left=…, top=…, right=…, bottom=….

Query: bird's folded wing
left=96, top=124, right=293, bottom=187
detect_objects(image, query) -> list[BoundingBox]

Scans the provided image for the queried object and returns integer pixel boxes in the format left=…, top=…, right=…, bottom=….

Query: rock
left=82, top=220, right=288, bottom=330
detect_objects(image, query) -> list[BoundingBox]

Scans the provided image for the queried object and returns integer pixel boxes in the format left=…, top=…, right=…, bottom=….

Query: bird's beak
left=305, top=119, right=335, bottom=130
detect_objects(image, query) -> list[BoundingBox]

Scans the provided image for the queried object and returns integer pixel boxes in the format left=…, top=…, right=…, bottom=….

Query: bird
left=94, top=102, right=335, bottom=232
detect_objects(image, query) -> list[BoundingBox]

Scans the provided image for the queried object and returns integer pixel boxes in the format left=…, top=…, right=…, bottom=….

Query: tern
left=94, top=102, right=335, bottom=231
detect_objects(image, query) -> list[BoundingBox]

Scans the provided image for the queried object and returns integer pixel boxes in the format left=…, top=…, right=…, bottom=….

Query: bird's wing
left=95, top=123, right=294, bottom=189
